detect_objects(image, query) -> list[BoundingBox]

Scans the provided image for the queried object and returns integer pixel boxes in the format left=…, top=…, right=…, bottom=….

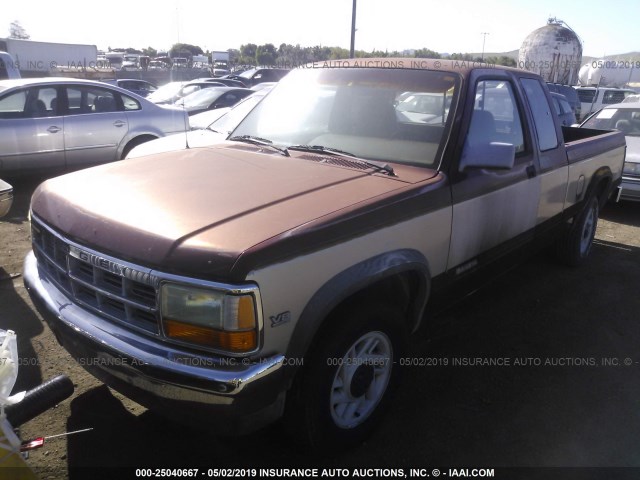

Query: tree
left=413, top=48, right=441, bottom=59
left=169, top=43, right=204, bottom=58
left=449, top=53, right=474, bottom=61
left=142, top=47, right=158, bottom=58
left=239, top=44, right=258, bottom=65
left=9, top=20, right=30, bottom=39
left=256, top=43, right=277, bottom=66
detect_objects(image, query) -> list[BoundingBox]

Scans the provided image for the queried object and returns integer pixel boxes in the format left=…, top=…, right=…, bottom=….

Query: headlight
left=623, top=162, right=640, bottom=176
left=160, top=283, right=259, bottom=354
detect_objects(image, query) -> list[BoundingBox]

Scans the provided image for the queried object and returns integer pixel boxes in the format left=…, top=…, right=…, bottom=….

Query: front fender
left=283, top=248, right=431, bottom=383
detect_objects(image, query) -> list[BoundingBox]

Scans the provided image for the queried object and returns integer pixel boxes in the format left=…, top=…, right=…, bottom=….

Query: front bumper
left=619, top=176, right=640, bottom=202
left=23, top=251, right=286, bottom=434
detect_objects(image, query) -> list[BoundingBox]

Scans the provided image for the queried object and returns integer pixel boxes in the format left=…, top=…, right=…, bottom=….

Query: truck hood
left=31, top=144, right=440, bottom=279
left=125, top=129, right=226, bottom=159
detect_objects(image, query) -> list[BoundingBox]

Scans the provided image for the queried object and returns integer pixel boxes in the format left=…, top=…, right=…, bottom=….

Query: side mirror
left=459, top=140, right=516, bottom=172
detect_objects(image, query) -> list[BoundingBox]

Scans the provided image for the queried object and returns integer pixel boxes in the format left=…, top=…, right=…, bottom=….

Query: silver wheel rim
left=329, top=331, right=393, bottom=429
left=580, top=204, right=597, bottom=255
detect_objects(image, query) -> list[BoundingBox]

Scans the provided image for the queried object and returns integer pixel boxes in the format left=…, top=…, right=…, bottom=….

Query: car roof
left=575, top=86, right=636, bottom=92
left=0, top=77, right=116, bottom=89
left=600, top=102, right=640, bottom=110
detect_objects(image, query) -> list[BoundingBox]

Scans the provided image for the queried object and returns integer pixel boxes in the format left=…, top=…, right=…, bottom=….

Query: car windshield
left=181, top=88, right=221, bottom=108
left=582, top=108, right=640, bottom=136
left=207, top=93, right=265, bottom=133
left=231, top=67, right=459, bottom=168
left=146, top=82, right=185, bottom=103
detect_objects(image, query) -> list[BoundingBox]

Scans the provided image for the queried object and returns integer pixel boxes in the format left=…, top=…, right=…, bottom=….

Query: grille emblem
left=69, top=245, right=125, bottom=276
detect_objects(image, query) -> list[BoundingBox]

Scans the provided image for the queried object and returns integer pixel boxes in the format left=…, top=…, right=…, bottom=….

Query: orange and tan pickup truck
left=24, top=59, right=625, bottom=449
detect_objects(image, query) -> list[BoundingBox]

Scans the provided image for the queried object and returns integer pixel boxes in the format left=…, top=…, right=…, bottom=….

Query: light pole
left=481, top=32, right=489, bottom=61
left=350, top=0, right=357, bottom=58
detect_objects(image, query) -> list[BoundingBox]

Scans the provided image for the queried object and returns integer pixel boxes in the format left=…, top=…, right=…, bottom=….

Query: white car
left=0, top=77, right=188, bottom=175
left=0, top=178, right=12, bottom=217
left=580, top=102, right=640, bottom=201
left=126, top=89, right=271, bottom=159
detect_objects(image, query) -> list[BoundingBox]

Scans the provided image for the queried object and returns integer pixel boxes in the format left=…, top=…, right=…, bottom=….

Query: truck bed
left=562, top=126, right=626, bottom=164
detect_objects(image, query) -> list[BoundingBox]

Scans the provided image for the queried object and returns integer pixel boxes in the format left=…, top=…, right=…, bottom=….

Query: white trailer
left=212, top=50, right=230, bottom=67
left=0, top=38, right=98, bottom=74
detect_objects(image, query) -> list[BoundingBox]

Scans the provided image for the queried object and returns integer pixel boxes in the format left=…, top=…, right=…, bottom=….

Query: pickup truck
left=24, top=59, right=625, bottom=449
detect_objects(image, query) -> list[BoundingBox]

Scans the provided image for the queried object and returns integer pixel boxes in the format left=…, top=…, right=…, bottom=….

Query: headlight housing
left=160, top=282, right=260, bottom=355
left=623, top=162, right=640, bottom=176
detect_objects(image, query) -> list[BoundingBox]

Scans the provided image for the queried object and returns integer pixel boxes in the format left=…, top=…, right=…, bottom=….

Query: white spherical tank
left=519, top=18, right=582, bottom=85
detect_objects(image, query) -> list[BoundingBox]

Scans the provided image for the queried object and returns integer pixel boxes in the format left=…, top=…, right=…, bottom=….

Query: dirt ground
left=1, top=175, right=640, bottom=479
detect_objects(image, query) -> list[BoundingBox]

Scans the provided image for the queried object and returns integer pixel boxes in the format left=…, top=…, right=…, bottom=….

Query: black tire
left=557, top=195, right=599, bottom=266
left=284, top=302, right=407, bottom=450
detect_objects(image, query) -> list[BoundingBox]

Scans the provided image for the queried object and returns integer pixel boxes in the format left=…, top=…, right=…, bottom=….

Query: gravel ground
left=1, top=175, right=639, bottom=480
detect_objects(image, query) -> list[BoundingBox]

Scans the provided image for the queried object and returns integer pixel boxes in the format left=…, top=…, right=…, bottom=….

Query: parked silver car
left=0, top=77, right=189, bottom=175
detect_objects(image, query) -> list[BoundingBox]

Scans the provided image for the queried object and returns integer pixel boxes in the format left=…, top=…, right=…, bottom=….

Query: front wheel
left=284, top=303, right=407, bottom=450
left=557, top=195, right=599, bottom=266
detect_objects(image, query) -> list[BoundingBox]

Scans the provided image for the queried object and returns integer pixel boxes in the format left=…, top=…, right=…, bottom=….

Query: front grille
left=31, top=217, right=160, bottom=335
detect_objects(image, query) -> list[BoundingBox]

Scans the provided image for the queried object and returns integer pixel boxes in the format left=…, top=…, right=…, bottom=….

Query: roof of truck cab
left=307, top=58, right=526, bottom=77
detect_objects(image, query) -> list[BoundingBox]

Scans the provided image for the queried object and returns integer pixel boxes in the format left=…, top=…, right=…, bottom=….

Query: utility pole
left=481, top=32, right=489, bottom=61
left=350, top=0, right=357, bottom=58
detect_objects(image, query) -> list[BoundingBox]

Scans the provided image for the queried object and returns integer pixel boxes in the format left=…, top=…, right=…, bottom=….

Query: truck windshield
left=231, top=67, right=459, bottom=168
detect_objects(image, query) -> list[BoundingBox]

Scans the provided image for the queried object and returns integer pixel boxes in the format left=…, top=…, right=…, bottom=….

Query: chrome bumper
left=619, top=176, right=640, bottom=202
left=23, top=251, right=286, bottom=434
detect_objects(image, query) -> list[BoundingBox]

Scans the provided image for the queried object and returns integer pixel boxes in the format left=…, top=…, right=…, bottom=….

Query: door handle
left=113, top=120, right=126, bottom=127
left=47, top=126, right=61, bottom=133
left=526, top=165, right=536, bottom=179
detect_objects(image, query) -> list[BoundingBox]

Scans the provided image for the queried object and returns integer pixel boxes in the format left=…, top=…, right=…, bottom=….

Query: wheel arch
left=584, top=166, right=614, bottom=208
left=283, top=248, right=431, bottom=384
left=119, top=134, right=159, bottom=159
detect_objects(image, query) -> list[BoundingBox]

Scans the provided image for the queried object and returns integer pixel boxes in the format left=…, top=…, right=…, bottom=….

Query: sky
left=4, top=0, right=639, bottom=58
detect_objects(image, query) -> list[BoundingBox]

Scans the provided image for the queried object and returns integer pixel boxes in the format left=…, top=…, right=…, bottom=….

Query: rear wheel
left=284, top=303, right=407, bottom=450
left=557, top=195, right=599, bottom=266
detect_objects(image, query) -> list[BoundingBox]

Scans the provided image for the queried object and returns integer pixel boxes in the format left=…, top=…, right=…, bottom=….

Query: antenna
left=182, top=102, right=190, bottom=149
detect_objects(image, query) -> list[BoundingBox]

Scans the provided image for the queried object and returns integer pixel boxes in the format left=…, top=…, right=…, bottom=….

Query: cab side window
left=471, top=80, right=525, bottom=153
left=521, top=78, right=558, bottom=151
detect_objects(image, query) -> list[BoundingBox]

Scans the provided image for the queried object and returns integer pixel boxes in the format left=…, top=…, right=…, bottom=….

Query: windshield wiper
left=288, top=145, right=396, bottom=176
left=229, top=135, right=290, bottom=157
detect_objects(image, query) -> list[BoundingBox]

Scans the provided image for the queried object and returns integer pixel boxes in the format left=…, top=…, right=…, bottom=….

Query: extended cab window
left=471, top=80, right=525, bottom=153
left=521, top=78, right=558, bottom=151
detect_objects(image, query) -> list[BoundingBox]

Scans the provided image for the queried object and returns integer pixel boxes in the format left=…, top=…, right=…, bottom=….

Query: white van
left=575, top=86, right=636, bottom=121
left=0, top=51, right=21, bottom=79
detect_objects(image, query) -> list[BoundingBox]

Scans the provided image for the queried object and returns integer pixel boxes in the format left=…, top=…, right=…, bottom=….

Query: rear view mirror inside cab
left=459, top=140, right=516, bottom=171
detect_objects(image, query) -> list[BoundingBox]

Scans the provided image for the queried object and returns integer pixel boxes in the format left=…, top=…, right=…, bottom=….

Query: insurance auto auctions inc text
left=257, top=468, right=494, bottom=478
left=397, top=357, right=633, bottom=367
